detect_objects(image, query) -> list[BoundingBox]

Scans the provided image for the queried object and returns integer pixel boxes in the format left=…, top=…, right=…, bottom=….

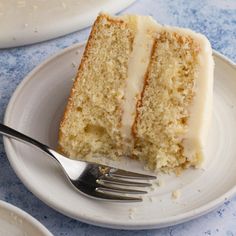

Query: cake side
left=58, top=14, right=104, bottom=155
left=58, top=14, right=135, bottom=159
left=132, top=28, right=213, bottom=171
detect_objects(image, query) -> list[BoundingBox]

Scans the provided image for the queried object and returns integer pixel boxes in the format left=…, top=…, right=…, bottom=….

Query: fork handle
left=0, top=123, right=53, bottom=158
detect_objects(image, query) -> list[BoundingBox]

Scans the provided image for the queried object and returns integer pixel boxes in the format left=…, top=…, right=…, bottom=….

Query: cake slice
left=58, top=14, right=214, bottom=172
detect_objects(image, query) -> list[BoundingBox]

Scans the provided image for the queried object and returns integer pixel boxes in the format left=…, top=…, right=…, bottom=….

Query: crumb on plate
left=172, top=189, right=181, bottom=199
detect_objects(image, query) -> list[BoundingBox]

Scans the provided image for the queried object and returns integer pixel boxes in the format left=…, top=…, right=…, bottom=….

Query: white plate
left=3, top=43, right=236, bottom=229
left=0, top=0, right=135, bottom=48
left=0, top=200, right=52, bottom=236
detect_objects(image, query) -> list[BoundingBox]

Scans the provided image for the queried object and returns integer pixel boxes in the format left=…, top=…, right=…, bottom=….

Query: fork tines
left=94, top=167, right=157, bottom=202
left=108, top=168, right=157, bottom=180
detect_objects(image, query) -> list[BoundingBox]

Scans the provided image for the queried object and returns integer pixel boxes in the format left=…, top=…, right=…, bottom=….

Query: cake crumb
left=174, top=167, right=183, bottom=176
left=72, top=62, right=76, bottom=68
left=129, top=214, right=134, bottom=219
left=172, top=189, right=181, bottom=199
left=148, top=196, right=153, bottom=202
left=143, top=165, right=149, bottom=171
left=150, top=185, right=155, bottom=191
left=128, top=207, right=137, bottom=219
left=98, top=166, right=109, bottom=175
left=155, top=179, right=164, bottom=187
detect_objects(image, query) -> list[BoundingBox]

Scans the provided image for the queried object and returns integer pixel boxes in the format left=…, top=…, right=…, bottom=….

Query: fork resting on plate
left=0, top=123, right=156, bottom=202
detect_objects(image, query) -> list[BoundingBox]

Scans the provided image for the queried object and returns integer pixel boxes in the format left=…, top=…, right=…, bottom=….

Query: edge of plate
left=3, top=43, right=236, bottom=229
left=0, top=200, right=53, bottom=236
left=0, top=0, right=136, bottom=48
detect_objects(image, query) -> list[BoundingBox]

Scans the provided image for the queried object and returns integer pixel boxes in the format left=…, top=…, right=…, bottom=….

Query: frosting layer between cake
left=120, top=16, right=158, bottom=151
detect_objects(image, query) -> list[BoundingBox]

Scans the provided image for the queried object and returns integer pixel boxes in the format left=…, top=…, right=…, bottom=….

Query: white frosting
left=181, top=33, right=214, bottom=162
left=120, top=16, right=158, bottom=151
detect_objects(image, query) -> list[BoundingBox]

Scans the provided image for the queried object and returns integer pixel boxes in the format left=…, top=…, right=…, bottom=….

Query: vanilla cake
left=58, top=14, right=214, bottom=172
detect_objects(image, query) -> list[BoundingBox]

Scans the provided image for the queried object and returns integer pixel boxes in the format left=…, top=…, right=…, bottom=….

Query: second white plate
left=3, top=43, right=236, bottom=229
left=0, top=200, right=52, bottom=236
left=0, top=0, right=135, bottom=48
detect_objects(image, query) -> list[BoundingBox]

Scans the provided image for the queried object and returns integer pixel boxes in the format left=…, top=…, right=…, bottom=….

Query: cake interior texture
left=133, top=32, right=199, bottom=170
left=59, top=14, right=214, bottom=172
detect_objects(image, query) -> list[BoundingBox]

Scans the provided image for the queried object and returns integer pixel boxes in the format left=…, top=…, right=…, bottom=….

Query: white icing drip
left=120, top=16, right=157, bottom=151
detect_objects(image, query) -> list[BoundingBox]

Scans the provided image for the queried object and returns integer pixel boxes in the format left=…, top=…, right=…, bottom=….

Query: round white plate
left=3, top=43, right=236, bottom=229
left=0, top=0, right=135, bottom=48
left=0, top=200, right=52, bottom=236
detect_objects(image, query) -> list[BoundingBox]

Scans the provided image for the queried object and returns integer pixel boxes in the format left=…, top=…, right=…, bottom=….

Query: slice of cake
left=58, top=13, right=214, bottom=172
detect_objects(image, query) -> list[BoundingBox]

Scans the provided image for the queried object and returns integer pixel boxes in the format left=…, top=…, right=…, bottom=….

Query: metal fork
left=0, top=123, right=156, bottom=202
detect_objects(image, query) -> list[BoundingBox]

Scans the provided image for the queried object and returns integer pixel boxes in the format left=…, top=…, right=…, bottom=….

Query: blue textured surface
left=0, top=0, right=236, bottom=235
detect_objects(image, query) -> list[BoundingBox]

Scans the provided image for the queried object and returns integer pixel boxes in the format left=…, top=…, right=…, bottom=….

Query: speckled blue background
left=0, top=0, right=236, bottom=235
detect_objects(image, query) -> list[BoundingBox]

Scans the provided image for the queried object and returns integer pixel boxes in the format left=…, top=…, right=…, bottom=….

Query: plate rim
left=0, top=200, right=53, bottom=235
left=0, top=0, right=136, bottom=48
left=3, top=42, right=236, bottom=229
